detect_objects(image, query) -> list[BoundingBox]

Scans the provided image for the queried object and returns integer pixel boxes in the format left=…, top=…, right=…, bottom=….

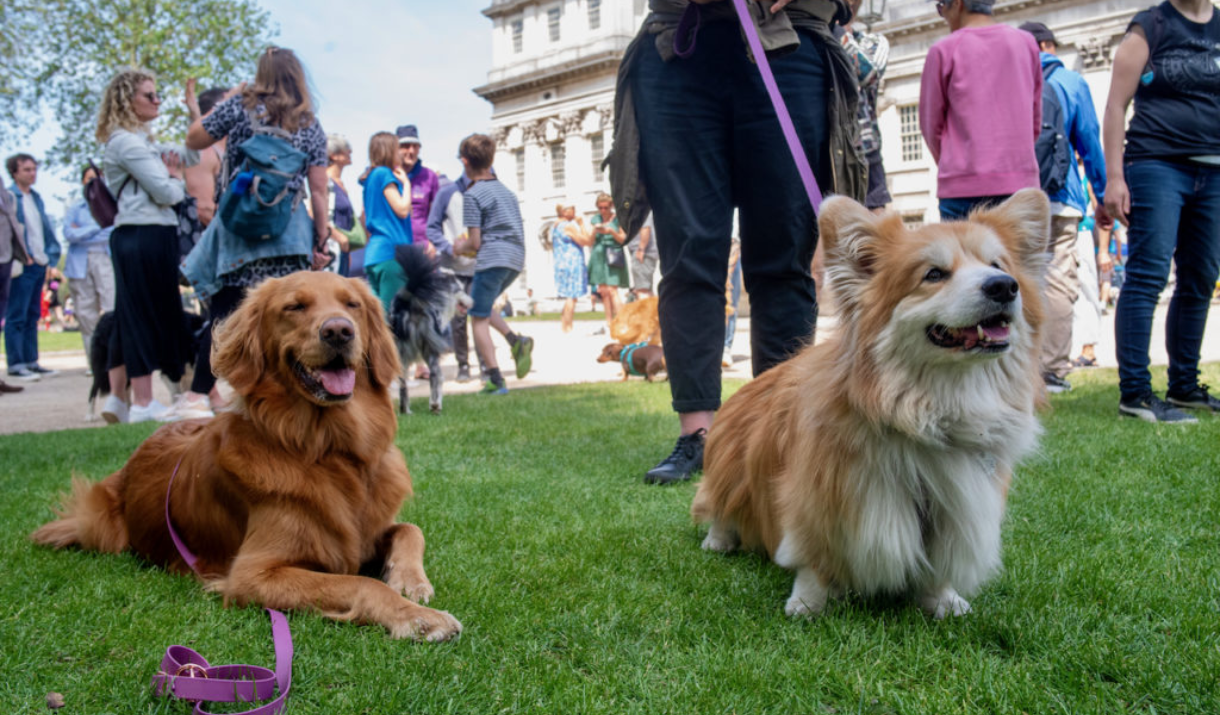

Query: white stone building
left=473, top=0, right=1162, bottom=297
left=474, top=0, right=649, bottom=302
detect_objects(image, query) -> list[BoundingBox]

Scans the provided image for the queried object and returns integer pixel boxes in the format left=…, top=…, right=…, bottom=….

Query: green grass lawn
left=0, top=330, right=86, bottom=357
left=2, top=365, right=1218, bottom=714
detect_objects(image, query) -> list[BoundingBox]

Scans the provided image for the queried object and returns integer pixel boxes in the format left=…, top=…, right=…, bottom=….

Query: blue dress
left=551, top=221, right=588, bottom=299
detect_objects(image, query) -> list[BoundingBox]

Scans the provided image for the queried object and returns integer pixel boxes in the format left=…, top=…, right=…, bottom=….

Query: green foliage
left=2, top=366, right=1219, bottom=713
left=2, top=0, right=276, bottom=169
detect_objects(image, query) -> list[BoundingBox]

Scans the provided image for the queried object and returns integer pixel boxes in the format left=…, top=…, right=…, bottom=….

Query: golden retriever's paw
left=386, top=569, right=434, bottom=604
left=784, top=569, right=829, bottom=617
left=391, top=606, right=462, bottom=642
left=919, top=587, right=972, bottom=619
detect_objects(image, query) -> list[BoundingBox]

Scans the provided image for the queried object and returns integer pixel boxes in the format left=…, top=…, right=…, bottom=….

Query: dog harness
left=621, top=342, right=649, bottom=376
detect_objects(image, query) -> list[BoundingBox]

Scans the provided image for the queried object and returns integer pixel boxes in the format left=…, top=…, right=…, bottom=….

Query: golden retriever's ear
left=819, top=195, right=882, bottom=312
left=351, top=277, right=401, bottom=389
left=211, top=280, right=269, bottom=395
left=975, top=188, right=1050, bottom=279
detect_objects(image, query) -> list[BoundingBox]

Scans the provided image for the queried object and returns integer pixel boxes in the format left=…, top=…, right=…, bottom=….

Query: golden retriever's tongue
left=319, top=368, right=356, bottom=396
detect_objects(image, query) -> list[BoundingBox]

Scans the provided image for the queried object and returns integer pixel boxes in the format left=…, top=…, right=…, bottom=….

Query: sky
left=3, top=0, right=495, bottom=222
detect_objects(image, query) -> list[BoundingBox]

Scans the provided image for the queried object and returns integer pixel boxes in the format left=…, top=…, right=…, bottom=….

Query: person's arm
left=384, top=169, right=412, bottom=219
left=635, top=225, right=652, bottom=260
left=183, top=151, right=219, bottom=226
left=1030, top=50, right=1043, bottom=146
left=918, top=46, right=946, bottom=163
left=1066, top=77, right=1111, bottom=227
left=115, top=132, right=186, bottom=206
left=308, top=165, right=329, bottom=250
left=1102, top=27, right=1149, bottom=228
left=62, top=203, right=100, bottom=244
left=426, top=185, right=455, bottom=255
left=185, top=84, right=244, bottom=151
left=609, top=220, right=627, bottom=245
left=456, top=190, right=481, bottom=256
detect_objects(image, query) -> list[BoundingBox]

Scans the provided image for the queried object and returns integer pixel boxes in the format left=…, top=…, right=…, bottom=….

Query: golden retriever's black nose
left=320, top=317, right=355, bottom=347
left=982, top=275, right=1019, bottom=304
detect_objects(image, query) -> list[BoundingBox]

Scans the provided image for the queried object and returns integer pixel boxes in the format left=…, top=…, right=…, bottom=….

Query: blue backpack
left=217, top=109, right=308, bottom=241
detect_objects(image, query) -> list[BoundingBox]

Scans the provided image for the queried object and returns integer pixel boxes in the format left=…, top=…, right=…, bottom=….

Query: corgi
left=692, top=189, right=1049, bottom=619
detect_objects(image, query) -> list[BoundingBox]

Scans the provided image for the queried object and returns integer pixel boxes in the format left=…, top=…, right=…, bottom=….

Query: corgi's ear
left=819, top=195, right=883, bottom=311
left=974, top=188, right=1050, bottom=278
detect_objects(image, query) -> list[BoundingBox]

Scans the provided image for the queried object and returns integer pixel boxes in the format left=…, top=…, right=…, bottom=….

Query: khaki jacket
left=0, top=186, right=31, bottom=266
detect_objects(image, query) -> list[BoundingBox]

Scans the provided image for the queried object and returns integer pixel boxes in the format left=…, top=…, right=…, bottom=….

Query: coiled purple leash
left=151, top=459, right=293, bottom=715
left=732, top=0, right=825, bottom=215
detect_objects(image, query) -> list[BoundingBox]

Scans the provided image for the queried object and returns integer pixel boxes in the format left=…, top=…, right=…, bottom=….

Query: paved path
left=2, top=305, right=1218, bottom=436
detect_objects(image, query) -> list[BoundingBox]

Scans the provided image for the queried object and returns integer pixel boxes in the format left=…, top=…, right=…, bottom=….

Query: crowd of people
left=1, top=1, right=1217, bottom=474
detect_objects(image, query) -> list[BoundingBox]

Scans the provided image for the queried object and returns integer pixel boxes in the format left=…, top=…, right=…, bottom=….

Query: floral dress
left=551, top=220, right=588, bottom=298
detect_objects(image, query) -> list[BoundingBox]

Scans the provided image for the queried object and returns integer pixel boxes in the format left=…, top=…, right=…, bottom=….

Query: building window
left=900, top=105, right=922, bottom=162
left=590, top=133, right=604, bottom=180
left=514, top=148, right=525, bottom=192
left=547, top=6, right=562, bottom=42
left=550, top=142, right=566, bottom=189
left=511, top=19, right=523, bottom=53
left=588, top=0, right=601, bottom=30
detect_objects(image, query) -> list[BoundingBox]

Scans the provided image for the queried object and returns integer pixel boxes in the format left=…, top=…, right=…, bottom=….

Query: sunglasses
left=935, top=0, right=951, bottom=15
left=140, top=91, right=161, bottom=103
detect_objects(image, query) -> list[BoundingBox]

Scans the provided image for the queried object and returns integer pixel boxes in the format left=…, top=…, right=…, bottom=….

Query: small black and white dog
left=389, top=245, right=472, bottom=415
left=87, top=310, right=205, bottom=421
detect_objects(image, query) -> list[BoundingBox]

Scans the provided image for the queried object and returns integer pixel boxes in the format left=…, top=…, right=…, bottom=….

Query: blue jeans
left=630, top=20, right=830, bottom=413
left=4, top=262, right=45, bottom=371
left=938, top=195, right=1010, bottom=221
left=1115, top=159, right=1220, bottom=401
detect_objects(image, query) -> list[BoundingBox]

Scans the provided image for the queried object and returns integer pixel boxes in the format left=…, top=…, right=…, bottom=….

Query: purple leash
left=731, top=0, right=825, bottom=215
left=151, top=459, right=293, bottom=715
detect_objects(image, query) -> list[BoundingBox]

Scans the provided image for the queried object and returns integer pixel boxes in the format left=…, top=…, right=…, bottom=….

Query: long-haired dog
left=34, top=272, right=462, bottom=641
left=86, top=310, right=205, bottom=422
left=610, top=295, right=661, bottom=346
left=692, top=189, right=1049, bottom=619
left=389, top=245, right=472, bottom=415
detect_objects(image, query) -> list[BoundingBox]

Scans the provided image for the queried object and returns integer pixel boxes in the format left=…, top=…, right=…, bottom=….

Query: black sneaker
left=645, top=429, right=706, bottom=485
left=1043, top=373, right=1072, bottom=394
left=1167, top=384, right=1220, bottom=412
left=1119, top=393, right=1197, bottom=424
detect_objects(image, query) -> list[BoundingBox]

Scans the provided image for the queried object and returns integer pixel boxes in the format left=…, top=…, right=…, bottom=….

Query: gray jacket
left=0, top=186, right=31, bottom=266
left=103, top=128, right=198, bottom=227
left=607, top=0, right=866, bottom=238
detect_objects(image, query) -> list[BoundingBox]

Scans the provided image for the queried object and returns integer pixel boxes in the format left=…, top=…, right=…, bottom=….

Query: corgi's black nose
left=982, top=275, right=1019, bottom=304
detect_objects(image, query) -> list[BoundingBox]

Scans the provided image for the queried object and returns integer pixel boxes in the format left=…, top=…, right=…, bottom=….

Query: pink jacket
left=919, top=24, right=1042, bottom=199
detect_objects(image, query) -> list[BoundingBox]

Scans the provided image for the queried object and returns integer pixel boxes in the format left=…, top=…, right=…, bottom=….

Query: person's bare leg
left=471, top=316, right=498, bottom=370
left=561, top=298, right=575, bottom=332
left=599, top=286, right=615, bottom=331
left=679, top=410, right=714, bottom=436
left=131, top=375, right=154, bottom=407
left=108, top=365, right=127, bottom=401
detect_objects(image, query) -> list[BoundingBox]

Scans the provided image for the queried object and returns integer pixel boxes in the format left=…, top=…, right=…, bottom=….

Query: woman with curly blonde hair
left=97, top=67, right=198, bottom=424
left=170, top=46, right=329, bottom=422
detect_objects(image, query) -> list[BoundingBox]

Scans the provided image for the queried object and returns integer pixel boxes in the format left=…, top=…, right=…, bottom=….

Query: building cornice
left=473, top=50, right=622, bottom=103
left=483, top=0, right=538, bottom=20
left=876, top=0, right=1070, bottom=39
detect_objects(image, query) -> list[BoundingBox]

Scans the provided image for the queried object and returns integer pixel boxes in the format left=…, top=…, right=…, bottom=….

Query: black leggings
left=189, top=286, right=246, bottom=395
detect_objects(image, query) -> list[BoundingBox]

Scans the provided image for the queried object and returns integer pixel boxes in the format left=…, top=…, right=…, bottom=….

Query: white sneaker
left=101, top=394, right=129, bottom=425
left=129, top=400, right=169, bottom=424
left=158, top=393, right=216, bottom=422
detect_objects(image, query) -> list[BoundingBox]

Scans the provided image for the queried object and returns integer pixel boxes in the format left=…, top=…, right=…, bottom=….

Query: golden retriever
left=610, top=295, right=661, bottom=346
left=692, top=189, right=1049, bottom=619
left=32, top=272, right=462, bottom=641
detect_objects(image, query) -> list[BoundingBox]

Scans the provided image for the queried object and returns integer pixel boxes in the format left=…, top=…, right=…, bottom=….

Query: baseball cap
left=395, top=125, right=421, bottom=145
left=1018, top=21, right=1057, bottom=46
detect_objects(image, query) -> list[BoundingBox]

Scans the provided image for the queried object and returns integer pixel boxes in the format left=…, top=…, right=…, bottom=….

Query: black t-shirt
left=1125, top=2, right=1220, bottom=160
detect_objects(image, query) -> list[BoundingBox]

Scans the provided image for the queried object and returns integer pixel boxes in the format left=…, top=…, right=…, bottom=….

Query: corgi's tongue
left=318, top=368, right=355, bottom=396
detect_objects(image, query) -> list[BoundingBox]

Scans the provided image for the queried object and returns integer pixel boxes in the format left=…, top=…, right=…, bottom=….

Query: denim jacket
left=180, top=201, right=312, bottom=302
left=9, top=183, right=61, bottom=267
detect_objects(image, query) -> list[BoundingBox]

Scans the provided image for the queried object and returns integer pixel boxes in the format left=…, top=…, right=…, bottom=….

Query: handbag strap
left=152, top=459, right=294, bottom=715
left=727, top=0, right=825, bottom=216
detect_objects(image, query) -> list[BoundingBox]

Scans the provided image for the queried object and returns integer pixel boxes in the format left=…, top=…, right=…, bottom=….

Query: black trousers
left=630, top=21, right=831, bottom=413
left=190, top=285, right=245, bottom=394
left=110, top=224, right=189, bottom=381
